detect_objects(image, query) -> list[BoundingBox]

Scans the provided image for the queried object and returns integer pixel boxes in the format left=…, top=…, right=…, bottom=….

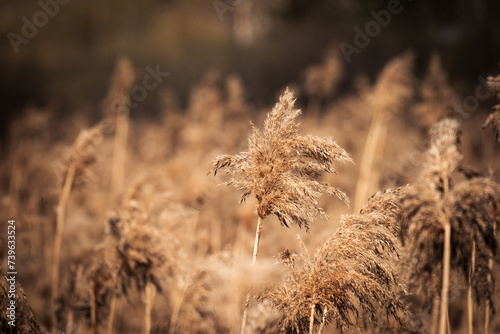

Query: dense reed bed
left=1, top=52, right=500, bottom=334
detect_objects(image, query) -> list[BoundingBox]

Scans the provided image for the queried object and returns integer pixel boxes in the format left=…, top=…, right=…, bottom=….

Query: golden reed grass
left=5, top=47, right=500, bottom=334
left=303, top=47, right=343, bottom=112
left=52, top=125, right=102, bottom=331
left=412, top=53, right=460, bottom=130
left=1, top=264, right=42, bottom=333
left=354, top=51, right=414, bottom=211
left=211, top=88, right=351, bottom=332
left=400, top=119, right=500, bottom=334
left=483, top=66, right=500, bottom=142
left=62, top=198, right=174, bottom=334
left=262, top=187, right=408, bottom=333
left=102, top=57, right=135, bottom=199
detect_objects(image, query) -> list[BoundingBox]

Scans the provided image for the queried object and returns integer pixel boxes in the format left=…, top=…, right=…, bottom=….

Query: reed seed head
left=482, top=68, right=500, bottom=142
left=60, top=125, right=103, bottom=188
left=211, top=88, right=352, bottom=230
left=263, top=187, right=408, bottom=333
left=367, top=51, right=414, bottom=116
left=401, top=118, right=500, bottom=312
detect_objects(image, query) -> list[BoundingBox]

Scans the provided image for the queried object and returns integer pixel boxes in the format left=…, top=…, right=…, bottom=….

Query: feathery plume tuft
left=365, top=51, right=414, bottom=116
left=102, top=57, right=136, bottom=123
left=422, top=118, right=461, bottom=193
left=263, top=187, right=408, bottom=333
left=482, top=67, right=500, bottom=142
left=354, top=51, right=414, bottom=210
left=1, top=265, right=41, bottom=334
left=412, top=53, right=460, bottom=129
left=61, top=125, right=103, bottom=188
left=211, top=88, right=352, bottom=230
left=303, top=47, right=343, bottom=101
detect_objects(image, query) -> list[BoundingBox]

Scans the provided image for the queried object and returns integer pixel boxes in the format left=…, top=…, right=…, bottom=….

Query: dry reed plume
left=400, top=118, right=500, bottom=334
left=1, top=265, right=41, bottom=334
left=262, top=187, right=408, bottom=333
left=52, top=124, right=103, bottom=331
left=211, top=88, right=351, bottom=231
left=482, top=66, right=500, bottom=142
left=412, top=53, right=460, bottom=130
left=354, top=51, right=414, bottom=211
left=211, top=87, right=351, bottom=331
left=63, top=199, right=175, bottom=334
left=102, top=57, right=136, bottom=198
left=303, top=47, right=343, bottom=111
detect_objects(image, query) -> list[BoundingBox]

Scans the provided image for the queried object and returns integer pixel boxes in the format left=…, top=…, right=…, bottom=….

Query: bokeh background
left=1, top=0, right=499, bottom=144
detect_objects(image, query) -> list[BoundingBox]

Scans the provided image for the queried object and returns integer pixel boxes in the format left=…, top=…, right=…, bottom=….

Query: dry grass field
left=1, top=2, right=500, bottom=333
left=1, top=51, right=500, bottom=333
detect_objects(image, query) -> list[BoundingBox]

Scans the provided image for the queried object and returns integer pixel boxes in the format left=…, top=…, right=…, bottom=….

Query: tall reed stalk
left=401, top=119, right=500, bottom=334
left=107, top=295, right=118, bottom=334
left=485, top=221, right=497, bottom=334
left=51, top=164, right=75, bottom=330
left=66, top=308, right=74, bottom=334
left=90, top=280, right=97, bottom=334
left=317, top=307, right=328, bottom=334
left=439, top=208, right=451, bottom=334
left=144, top=280, right=155, bottom=334
left=353, top=52, right=413, bottom=211
left=111, top=113, right=129, bottom=197
left=431, top=297, right=440, bottom=334
left=482, top=68, right=500, bottom=332
left=467, top=241, right=476, bottom=334
left=240, top=216, right=264, bottom=332
left=101, top=57, right=135, bottom=199
left=51, top=126, right=102, bottom=331
left=211, top=88, right=351, bottom=333
left=354, top=112, right=386, bottom=211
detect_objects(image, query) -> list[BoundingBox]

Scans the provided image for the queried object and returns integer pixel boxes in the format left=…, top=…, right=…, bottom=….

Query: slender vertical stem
left=485, top=221, right=496, bottom=334
left=90, top=280, right=97, bottom=334
left=438, top=177, right=451, bottom=334
left=447, top=312, right=451, bottom=334
left=354, top=112, right=386, bottom=211
left=111, top=113, right=129, bottom=198
left=485, top=306, right=490, bottom=334
left=66, top=309, right=74, bottom=334
left=241, top=217, right=263, bottom=333
left=107, top=295, right=118, bottom=334
left=317, top=307, right=328, bottom=334
left=252, top=217, right=263, bottom=264
left=431, top=296, right=440, bottom=334
left=308, top=303, right=316, bottom=334
left=439, top=221, right=451, bottom=334
left=468, top=241, right=476, bottom=334
left=52, top=164, right=76, bottom=332
left=144, top=280, right=154, bottom=334
left=169, top=214, right=202, bottom=334
left=169, top=287, right=185, bottom=334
